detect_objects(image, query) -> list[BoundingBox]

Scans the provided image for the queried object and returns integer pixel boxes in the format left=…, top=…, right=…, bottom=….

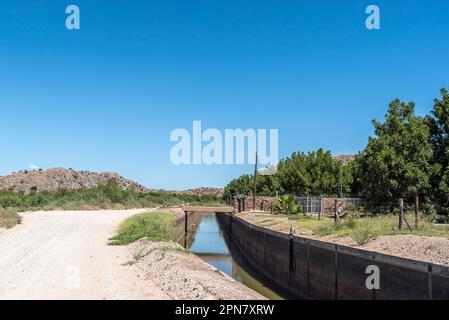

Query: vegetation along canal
left=187, top=212, right=288, bottom=300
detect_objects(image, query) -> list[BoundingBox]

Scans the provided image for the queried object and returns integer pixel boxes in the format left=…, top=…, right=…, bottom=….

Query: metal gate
left=296, top=196, right=323, bottom=214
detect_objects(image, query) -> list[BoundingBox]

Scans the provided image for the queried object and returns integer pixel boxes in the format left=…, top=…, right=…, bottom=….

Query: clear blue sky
left=1, top=1, right=449, bottom=189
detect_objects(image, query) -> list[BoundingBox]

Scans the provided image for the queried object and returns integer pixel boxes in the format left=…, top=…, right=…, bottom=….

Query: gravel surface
left=130, top=239, right=265, bottom=300
left=320, top=234, right=449, bottom=266
left=0, top=209, right=264, bottom=300
left=0, top=209, right=168, bottom=300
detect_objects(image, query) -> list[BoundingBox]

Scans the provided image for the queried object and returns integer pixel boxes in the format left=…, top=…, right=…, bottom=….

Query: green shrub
left=0, top=208, right=22, bottom=229
left=344, top=216, right=357, bottom=229
left=109, top=212, right=175, bottom=245
left=351, top=224, right=378, bottom=245
left=0, top=184, right=225, bottom=213
left=273, top=195, right=302, bottom=215
left=314, top=222, right=336, bottom=236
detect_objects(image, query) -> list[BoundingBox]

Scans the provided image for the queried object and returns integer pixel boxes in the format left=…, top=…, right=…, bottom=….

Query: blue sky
left=1, top=1, right=449, bottom=189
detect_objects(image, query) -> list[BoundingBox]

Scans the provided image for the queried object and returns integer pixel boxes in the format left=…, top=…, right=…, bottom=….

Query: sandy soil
left=0, top=209, right=169, bottom=300
left=237, top=211, right=297, bottom=233
left=0, top=208, right=264, bottom=300
left=237, top=211, right=449, bottom=266
left=130, top=239, right=265, bottom=300
left=318, top=234, right=449, bottom=266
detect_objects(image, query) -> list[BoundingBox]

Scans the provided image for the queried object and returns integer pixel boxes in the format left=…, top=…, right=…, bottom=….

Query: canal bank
left=216, top=212, right=449, bottom=300
left=186, top=212, right=288, bottom=300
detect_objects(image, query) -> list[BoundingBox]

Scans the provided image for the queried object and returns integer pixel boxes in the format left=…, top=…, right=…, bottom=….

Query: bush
left=109, top=212, right=175, bottom=245
left=0, top=184, right=225, bottom=213
left=351, top=223, right=378, bottom=245
left=344, top=216, right=358, bottom=229
left=273, top=195, right=302, bottom=215
left=0, top=208, right=22, bottom=229
left=314, top=222, right=335, bottom=236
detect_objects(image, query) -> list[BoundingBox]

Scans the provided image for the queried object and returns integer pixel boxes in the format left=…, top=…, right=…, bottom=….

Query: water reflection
left=188, top=212, right=286, bottom=300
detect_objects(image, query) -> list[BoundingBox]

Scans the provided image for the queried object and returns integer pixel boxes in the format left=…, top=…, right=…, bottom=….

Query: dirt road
left=0, top=209, right=169, bottom=300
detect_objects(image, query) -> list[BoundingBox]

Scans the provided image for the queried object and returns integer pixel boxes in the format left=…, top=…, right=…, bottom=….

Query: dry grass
left=0, top=208, right=22, bottom=229
left=247, top=213, right=449, bottom=245
left=109, top=212, right=175, bottom=245
left=310, top=214, right=449, bottom=245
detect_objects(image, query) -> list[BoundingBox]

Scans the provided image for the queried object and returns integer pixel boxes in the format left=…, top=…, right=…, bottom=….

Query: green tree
left=427, top=88, right=449, bottom=214
left=276, top=152, right=309, bottom=195
left=223, top=174, right=253, bottom=201
left=276, top=149, right=351, bottom=195
left=273, top=195, right=302, bottom=215
left=224, top=148, right=353, bottom=199
left=356, top=99, right=432, bottom=203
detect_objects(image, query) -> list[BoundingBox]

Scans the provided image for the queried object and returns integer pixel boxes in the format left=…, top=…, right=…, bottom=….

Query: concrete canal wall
left=217, top=213, right=449, bottom=300
left=172, top=211, right=203, bottom=247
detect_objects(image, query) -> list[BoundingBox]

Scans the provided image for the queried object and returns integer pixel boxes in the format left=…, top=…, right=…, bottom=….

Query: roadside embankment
left=128, top=238, right=265, bottom=300
left=110, top=208, right=266, bottom=300
left=0, top=209, right=169, bottom=299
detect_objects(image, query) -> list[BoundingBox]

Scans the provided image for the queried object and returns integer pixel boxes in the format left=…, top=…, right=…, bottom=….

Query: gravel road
left=0, top=209, right=169, bottom=300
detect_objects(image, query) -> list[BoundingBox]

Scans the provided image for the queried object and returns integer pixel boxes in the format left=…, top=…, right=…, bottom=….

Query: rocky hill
left=334, top=154, right=355, bottom=165
left=0, top=168, right=148, bottom=194
left=168, top=187, right=224, bottom=198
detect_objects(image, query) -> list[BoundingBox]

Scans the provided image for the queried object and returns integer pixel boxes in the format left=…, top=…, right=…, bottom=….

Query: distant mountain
left=0, top=168, right=148, bottom=194
left=334, top=154, right=355, bottom=165
left=168, top=187, right=224, bottom=198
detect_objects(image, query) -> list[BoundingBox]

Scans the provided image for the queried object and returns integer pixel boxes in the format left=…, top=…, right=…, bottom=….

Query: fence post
left=415, top=195, right=419, bottom=228
left=184, top=211, right=188, bottom=248
left=334, top=199, right=338, bottom=225
left=399, top=198, right=404, bottom=230
left=306, top=196, right=309, bottom=214
left=289, top=227, right=296, bottom=274
left=318, top=196, right=322, bottom=221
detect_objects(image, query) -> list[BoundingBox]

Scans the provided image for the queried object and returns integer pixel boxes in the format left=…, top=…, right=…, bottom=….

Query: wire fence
left=294, top=196, right=421, bottom=217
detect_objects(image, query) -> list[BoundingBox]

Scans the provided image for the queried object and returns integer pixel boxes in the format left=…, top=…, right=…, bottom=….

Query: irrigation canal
left=186, top=212, right=289, bottom=300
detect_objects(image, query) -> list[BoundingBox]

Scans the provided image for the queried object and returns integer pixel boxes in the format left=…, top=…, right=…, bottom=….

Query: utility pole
left=252, top=151, right=258, bottom=211
left=415, top=195, right=419, bottom=228
left=339, top=164, right=343, bottom=198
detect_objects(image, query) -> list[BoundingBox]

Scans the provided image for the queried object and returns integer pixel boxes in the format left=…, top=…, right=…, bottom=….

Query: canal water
left=187, top=212, right=287, bottom=300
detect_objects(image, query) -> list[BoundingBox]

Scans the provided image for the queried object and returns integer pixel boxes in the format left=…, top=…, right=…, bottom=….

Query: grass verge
left=109, top=212, right=175, bottom=245
left=0, top=208, right=22, bottom=229
left=311, top=214, right=449, bottom=245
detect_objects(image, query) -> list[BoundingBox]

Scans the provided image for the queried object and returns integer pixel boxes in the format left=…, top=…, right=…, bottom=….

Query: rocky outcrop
left=0, top=167, right=148, bottom=194
left=168, top=187, right=224, bottom=198
left=233, top=196, right=277, bottom=213
left=334, top=154, right=355, bottom=164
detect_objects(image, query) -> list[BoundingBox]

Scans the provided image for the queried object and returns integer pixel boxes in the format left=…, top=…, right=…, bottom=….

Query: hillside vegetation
left=0, top=167, right=148, bottom=194
left=0, top=180, right=224, bottom=211
left=0, top=180, right=224, bottom=228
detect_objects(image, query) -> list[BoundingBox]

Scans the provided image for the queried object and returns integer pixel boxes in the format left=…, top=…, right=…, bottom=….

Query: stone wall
left=323, top=198, right=347, bottom=214
left=233, top=196, right=277, bottom=213
left=233, top=195, right=362, bottom=215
